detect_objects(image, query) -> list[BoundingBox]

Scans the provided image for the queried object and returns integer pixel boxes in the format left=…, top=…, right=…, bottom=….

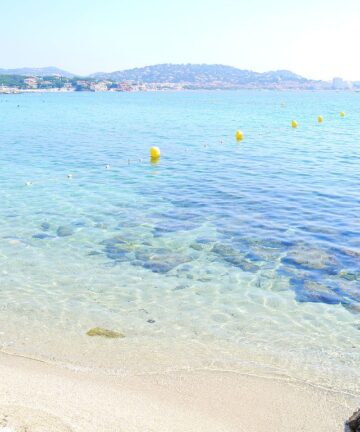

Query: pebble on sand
left=86, top=327, right=125, bottom=338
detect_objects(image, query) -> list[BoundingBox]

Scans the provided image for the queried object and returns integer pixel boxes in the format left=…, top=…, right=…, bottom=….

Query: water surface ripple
left=0, top=91, right=359, bottom=392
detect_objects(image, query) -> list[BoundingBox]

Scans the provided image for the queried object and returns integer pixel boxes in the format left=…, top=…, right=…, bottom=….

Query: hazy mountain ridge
left=0, top=67, right=74, bottom=78
left=0, top=64, right=356, bottom=90
left=90, top=64, right=312, bottom=85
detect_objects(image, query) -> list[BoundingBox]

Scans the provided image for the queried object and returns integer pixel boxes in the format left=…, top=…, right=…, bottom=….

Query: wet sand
left=0, top=351, right=358, bottom=432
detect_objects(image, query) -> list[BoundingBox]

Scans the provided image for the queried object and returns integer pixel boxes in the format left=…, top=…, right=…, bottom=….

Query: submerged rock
left=339, top=248, right=360, bottom=260
left=101, top=236, right=139, bottom=261
left=88, top=250, right=101, bottom=256
left=254, top=237, right=292, bottom=250
left=239, top=260, right=259, bottom=272
left=100, top=235, right=135, bottom=247
left=212, top=243, right=259, bottom=273
left=32, top=233, right=53, bottom=240
left=135, top=246, right=191, bottom=273
left=40, top=222, right=50, bottom=231
left=56, top=226, right=74, bottom=237
left=196, top=237, right=216, bottom=245
left=142, top=257, right=188, bottom=273
left=190, top=242, right=204, bottom=251
left=294, top=280, right=342, bottom=304
left=105, top=243, right=135, bottom=260
left=339, top=270, right=360, bottom=282
left=191, top=239, right=214, bottom=252
left=72, top=220, right=87, bottom=227
left=282, top=246, right=337, bottom=273
left=86, top=327, right=124, bottom=338
left=346, top=408, right=360, bottom=432
left=100, top=236, right=191, bottom=272
left=336, top=280, right=360, bottom=303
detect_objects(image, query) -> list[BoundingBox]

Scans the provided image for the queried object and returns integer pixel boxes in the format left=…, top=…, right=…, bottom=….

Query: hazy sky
left=2, top=0, right=360, bottom=80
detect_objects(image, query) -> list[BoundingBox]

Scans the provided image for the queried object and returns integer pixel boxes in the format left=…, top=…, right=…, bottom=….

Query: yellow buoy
left=340, top=111, right=345, bottom=117
left=235, top=130, right=244, bottom=141
left=291, top=120, right=298, bottom=128
left=318, top=115, right=323, bottom=123
left=150, top=146, right=161, bottom=160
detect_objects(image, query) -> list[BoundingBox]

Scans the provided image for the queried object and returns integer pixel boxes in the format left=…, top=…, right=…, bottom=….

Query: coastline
left=1, top=86, right=360, bottom=94
left=0, top=350, right=358, bottom=432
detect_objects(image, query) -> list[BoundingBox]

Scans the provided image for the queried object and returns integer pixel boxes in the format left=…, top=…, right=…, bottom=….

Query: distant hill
left=0, top=67, right=74, bottom=78
left=90, top=64, right=319, bottom=88
left=2, top=64, right=355, bottom=90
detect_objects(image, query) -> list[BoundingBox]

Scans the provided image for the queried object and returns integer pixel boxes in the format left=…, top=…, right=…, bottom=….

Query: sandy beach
left=0, top=350, right=358, bottom=432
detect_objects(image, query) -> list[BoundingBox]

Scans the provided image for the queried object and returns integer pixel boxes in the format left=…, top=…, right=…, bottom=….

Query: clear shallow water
left=0, top=91, right=359, bottom=391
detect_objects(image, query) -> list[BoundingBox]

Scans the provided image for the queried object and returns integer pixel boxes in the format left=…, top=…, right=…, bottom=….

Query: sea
left=0, top=90, right=359, bottom=394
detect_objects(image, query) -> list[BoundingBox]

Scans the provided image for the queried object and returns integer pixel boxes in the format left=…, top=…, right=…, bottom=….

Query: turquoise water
left=0, top=91, right=359, bottom=390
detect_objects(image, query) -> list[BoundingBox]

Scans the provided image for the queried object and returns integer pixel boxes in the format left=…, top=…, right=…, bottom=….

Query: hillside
left=0, top=64, right=352, bottom=91
left=0, top=67, right=74, bottom=77
left=90, top=63, right=318, bottom=88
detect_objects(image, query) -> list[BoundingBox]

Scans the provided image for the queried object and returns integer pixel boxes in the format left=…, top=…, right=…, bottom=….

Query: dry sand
left=0, top=350, right=358, bottom=432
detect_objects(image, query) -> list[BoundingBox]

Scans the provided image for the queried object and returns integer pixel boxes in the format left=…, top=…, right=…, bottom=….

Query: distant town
left=0, top=64, right=358, bottom=93
left=0, top=75, right=187, bottom=94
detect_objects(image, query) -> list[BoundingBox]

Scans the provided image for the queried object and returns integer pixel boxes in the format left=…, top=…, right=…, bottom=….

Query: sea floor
left=0, top=90, right=359, bottom=405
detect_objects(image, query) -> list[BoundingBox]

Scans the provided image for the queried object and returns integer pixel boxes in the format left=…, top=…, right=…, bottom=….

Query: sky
left=1, top=0, right=360, bottom=80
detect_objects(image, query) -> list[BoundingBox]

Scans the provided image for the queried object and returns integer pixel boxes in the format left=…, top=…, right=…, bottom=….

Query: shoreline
left=1, top=314, right=359, bottom=396
left=0, top=350, right=358, bottom=432
left=1, top=88, right=360, bottom=94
